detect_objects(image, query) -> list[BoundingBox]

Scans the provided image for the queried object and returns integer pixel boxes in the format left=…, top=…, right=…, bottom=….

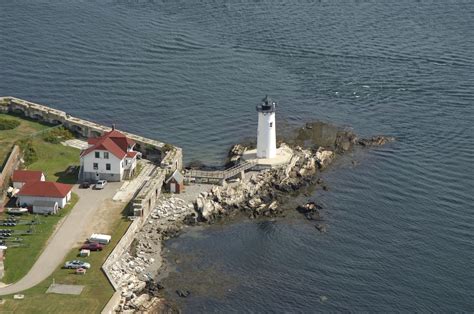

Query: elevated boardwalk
left=185, top=161, right=257, bottom=182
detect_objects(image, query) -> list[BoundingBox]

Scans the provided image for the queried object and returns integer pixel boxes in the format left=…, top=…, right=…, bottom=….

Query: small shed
left=33, top=200, right=59, bottom=215
left=165, top=170, right=184, bottom=194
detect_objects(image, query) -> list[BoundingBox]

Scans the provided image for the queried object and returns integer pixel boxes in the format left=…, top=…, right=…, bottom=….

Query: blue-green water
left=1, top=1, right=473, bottom=312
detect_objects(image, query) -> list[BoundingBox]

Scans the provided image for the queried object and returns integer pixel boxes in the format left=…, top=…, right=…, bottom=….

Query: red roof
left=18, top=181, right=72, bottom=198
left=126, top=151, right=138, bottom=158
left=12, top=170, right=44, bottom=183
left=81, top=129, right=135, bottom=159
left=107, top=130, right=135, bottom=152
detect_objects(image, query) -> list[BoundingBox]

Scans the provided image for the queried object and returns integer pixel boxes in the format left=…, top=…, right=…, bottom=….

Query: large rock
left=131, top=293, right=150, bottom=308
left=315, top=148, right=334, bottom=169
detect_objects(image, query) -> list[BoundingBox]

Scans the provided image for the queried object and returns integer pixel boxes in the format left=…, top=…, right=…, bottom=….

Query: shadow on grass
left=54, top=166, right=79, bottom=184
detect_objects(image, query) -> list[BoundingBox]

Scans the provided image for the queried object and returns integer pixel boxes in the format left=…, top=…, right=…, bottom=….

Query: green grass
left=0, top=114, right=82, bottom=282
left=0, top=113, right=80, bottom=183
left=131, top=162, right=144, bottom=180
left=0, top=114, right=50, bottom=169
left=0, top=217, right=131, bottom=314
left=27, top=138, right=80, bottom=184
left=2, top=194, right=79, bottom=284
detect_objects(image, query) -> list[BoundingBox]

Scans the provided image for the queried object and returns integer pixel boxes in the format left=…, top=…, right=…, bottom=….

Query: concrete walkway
left=0, top=183, right=121, bottom=295
left=112, top=161, right=155, bottom=202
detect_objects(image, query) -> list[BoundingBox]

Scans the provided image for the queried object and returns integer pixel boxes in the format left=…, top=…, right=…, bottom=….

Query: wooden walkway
left=185, top=161, right=257, bottom=181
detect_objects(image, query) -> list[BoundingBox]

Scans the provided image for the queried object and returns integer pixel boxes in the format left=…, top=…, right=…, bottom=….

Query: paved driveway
left=0, top=182, right=122, bottom=295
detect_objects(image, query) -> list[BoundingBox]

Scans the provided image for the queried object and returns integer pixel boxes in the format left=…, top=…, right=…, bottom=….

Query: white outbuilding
left=32, top=200, right=59, bottom=214
left=17, top=181, right=73, bottom=208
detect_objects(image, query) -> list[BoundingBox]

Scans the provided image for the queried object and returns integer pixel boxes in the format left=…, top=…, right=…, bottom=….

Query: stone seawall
left=101, top=170, right=166, bottom=313
left=0, top=96, right=182, bottom=174
left=0, top=145, right=21, bottom=202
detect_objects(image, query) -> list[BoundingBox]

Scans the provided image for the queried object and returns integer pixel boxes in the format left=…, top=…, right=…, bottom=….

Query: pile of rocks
left=114, top=196, right=195, bottom=312
left=152, top=197, right=195, bottom=222
left=195, top=143, right=334, bottom=222
left=226, top=144, right=246, bottom=166
left=195, top=132, right=393, bottom=223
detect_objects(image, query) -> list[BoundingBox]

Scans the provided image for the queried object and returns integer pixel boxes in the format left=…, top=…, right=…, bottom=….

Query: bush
left=0, top=118, right=20, bottom=130
left=17, top=139, right=38, bottom=166
left=161, top=143, right=175, bottom=154
left=42, top=127, right=74, bottom=144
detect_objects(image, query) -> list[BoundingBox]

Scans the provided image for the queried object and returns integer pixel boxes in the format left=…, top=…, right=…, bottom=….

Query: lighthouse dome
left=256, top=95, right=276, bottom=113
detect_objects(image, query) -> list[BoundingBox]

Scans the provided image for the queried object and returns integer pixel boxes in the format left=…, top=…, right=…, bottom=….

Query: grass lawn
left=0, top=216, right=131, bottom=314
left=0, top=113, right=80, bottom=183
left=27, top=138, right=80, bottom=184
left=0, top=114, right=49, bottom=169
left=0, top=113, right=82, bottom=282
left=1, top=194, right=79, bottom=284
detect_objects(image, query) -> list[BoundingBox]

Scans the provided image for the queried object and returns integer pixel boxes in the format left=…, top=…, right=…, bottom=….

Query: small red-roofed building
left=17, top=181, right=73, bottom=208
left=12, top=170, right=45, bottom=189
left=79, top=126, right=140, bottom=182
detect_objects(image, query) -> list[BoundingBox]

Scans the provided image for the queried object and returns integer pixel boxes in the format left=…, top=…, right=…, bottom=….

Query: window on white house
left=106, top=163, right=111, bottom=171
left=269, top=122, right=273, bottom=127
left=93, top=163, right=98, bottom=170
left=104, top=152, right=109, bottom=159
left=95, top=152, right=100, bottom=158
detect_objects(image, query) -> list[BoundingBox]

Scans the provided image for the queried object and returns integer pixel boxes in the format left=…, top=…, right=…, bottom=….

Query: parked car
left=95, top=180, right=107, bottom=190
left=80, top=181, right=91, bottom=189
left=64, top=260, right=91, bottom=269
left=81, top=242, right=104, bottom=251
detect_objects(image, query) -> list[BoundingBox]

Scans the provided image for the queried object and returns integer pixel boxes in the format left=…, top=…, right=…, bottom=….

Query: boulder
left=268, top=201, right=278, bottom=211
left=132, top=281, right=147, bottom=293
left=131, top=293, right=150, bottom=308
left=315, top=148, right=334, bottom=169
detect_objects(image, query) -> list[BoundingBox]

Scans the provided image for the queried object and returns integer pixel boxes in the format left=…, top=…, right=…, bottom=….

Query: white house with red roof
left=79, top=127, right=140, bottom=182
left=17, top=181, right=73, bottom=208
left=12, top=170, right=45, bottom=189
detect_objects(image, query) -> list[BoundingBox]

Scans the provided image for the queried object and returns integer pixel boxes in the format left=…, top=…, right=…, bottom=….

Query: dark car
left=80, top=181, right=91, bottom=189
left=80, top=242, right=104, bottom=251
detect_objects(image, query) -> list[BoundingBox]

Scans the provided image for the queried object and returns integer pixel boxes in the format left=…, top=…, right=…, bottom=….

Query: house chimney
left=112, top=124, right=115, bottom=130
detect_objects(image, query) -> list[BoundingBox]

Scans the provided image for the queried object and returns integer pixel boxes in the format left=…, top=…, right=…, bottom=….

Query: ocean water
left=1, top=0, right=473, bottom=312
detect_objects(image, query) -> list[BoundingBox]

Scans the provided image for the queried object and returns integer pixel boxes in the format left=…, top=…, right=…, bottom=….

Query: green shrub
left=42, top=127, right=74, bottom=144
left=0, top=118, right=20, bottom=130
left=162, top=143, right=175, bottom=154
left=17, top=139, right=38, bottom=165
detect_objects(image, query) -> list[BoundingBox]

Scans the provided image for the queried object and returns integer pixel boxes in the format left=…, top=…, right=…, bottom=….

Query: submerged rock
left=315, top=224, right=327, bottom=233
left=358, top=135, right=395, bottom=147
left=176, top=289, right=191, bottom=298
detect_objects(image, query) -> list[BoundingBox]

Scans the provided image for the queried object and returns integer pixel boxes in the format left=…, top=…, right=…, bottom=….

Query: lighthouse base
left=242, top=145, right=293, bottom=169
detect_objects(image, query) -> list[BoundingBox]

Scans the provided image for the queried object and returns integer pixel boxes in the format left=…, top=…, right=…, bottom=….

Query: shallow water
left=1, top=0, right=473, bottom=311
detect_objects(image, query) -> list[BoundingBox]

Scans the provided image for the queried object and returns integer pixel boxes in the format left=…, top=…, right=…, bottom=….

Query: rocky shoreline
left=112, top=122, right=394, bottom=313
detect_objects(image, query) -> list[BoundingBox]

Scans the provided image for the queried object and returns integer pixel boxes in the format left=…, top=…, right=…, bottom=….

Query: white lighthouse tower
left=256, top=95, right=277, bottom=159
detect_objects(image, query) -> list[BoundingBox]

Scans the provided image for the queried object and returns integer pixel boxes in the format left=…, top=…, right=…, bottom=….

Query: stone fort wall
left=0, top=145, right=21, bottom=203
left=0, top=96, right=182, bottom=174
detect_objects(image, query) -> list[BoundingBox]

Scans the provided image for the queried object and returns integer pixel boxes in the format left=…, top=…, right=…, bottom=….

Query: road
left=0, top=182, right=121, bottom=295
